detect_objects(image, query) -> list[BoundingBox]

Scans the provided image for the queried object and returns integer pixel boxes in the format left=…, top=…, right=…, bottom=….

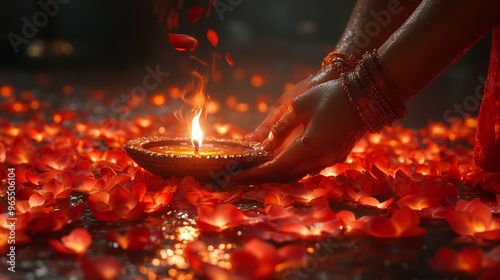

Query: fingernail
left=246, top=132, right=256, bottom=141
left=261, top=138, right=270, bottom=151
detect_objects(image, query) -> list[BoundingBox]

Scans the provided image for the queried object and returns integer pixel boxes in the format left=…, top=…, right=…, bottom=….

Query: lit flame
left=191, top=109, right=203, bottom=147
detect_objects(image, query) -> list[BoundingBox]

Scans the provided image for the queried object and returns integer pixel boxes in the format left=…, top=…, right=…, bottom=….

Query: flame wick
left=193, top=139, right=200, bottom=155
left=191, top=109, right=203, bottom=153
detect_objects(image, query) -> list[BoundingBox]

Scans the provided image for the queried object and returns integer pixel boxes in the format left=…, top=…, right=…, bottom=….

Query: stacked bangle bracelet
left=321, top=51, right=358, bottom=75
left=326, top=49, right=406, bottom=133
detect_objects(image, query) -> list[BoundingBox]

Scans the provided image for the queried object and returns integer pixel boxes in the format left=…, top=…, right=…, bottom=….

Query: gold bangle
left=322, top=51, right=358, bottom=75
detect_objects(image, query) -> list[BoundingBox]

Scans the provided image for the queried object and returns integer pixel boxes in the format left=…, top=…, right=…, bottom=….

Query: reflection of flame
left=191, top=109, right=203, bottom=147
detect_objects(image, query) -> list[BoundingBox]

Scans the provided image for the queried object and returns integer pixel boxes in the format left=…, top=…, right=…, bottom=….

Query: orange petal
left=61, top=228, right=92, bottom=255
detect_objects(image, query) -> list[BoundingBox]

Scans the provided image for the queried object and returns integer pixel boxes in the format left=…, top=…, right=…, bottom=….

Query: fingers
left=246, top=106, right=281, bottom=142
left=230, top=137, right=328, bottom=184
left=246, top=79, right=312, bottom=142
left=261, top=106, right=302, bottom=152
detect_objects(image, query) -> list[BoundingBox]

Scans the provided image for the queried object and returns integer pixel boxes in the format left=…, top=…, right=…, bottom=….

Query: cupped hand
left=231, top=79, right=368, bottom=184
left=246, top=66, right=339, bottom=143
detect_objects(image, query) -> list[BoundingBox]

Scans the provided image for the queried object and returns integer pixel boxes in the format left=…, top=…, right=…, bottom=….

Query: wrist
left=341, top=49, right=407, bottom=133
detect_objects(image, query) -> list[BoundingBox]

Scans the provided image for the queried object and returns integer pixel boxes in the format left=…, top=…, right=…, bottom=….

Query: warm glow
left=250, top=74, right=265, bottom=87
left=150, top=93, right=167, bottom=106
left=191, top=110, right=203, bottom=147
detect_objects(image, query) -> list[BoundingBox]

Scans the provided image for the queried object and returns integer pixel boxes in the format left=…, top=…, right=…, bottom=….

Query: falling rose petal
left=196, top=203, right=244, bottom=232
left=49, top=228, right=92, bottom=255
left=207, top=29, right=218, bottom=47
left=81, top=256, right=123, bottom=280
left=167, top=33, right=199, bottom=51
left=187, top=5, right=204, bottom=22
left=226, top=52, right=234, bottom=66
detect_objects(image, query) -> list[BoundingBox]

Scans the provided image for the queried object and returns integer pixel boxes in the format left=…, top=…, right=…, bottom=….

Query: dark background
left=0, top=0, right=492, bottom=129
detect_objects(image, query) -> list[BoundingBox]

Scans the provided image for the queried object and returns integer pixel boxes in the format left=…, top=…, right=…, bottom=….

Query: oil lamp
left=125, top=110, right=270, bottom=180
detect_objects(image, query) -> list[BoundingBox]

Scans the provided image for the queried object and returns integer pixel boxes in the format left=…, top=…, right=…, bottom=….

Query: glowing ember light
left=235, top=103, right=249, bottom=112
left=250, top=74, right=265, bottom=87
left=9, top=101, right=28, bottom=113
left=232, top=68, right=246, bottom=80
left=213, top=123, right=230, bottom=135
left=135, top=116, right=153, bottom=128
left=226, top=95, right=237, bottom=107
left=211, top=69, right=223, bottom=83
left=0, top=85, right=13, bottom=97
left=168, top=85, right=181, bottom=99
left=150, top=93, right=167, bottom=106
left=257, top=102, right=268, bottom=113
left=62, top=85, right=73, bottom=95
left=53, top=113, right=62, bottom=123
left=205, top=99, right=220, bottom=114
left=30, top=100, right=40, bottom=110
left=191, top=109, right=203, bottom=148
left=283, top=82, right=294, bottom=91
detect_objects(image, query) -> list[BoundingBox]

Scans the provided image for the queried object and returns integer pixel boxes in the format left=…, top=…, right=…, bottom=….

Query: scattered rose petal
left=196, top=203, right=244, bottom=232
left=49, top=228, right=92, bottom=255
left=81, top=256, right=123, bottom=280
left=106, top=227, right=159, bottom=251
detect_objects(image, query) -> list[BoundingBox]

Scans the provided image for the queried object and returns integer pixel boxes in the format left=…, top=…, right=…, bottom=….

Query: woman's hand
left=246, top=66, right=339, bottom=143
left=232, top=79, right=367, bottom=184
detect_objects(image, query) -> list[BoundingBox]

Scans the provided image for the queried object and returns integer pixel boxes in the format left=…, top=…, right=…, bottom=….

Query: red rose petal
left=226, top=52, right=234, bottom=66
left=187, top=5, right=204, bottom=22
left=167, top=33, right=199, bottom=51
left=207, top=29, right=218, bottom=47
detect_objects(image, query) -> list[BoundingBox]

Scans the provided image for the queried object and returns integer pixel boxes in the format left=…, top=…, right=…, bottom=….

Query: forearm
left=379, top=0, right=500, bottom=102
left=335, top=0, right=422, bottom=58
